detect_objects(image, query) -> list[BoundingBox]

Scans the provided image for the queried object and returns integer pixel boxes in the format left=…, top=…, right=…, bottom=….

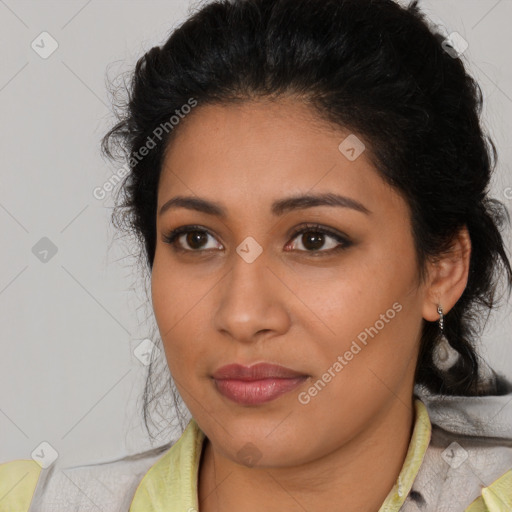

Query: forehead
left=157, top=99, right=403, bottom=217
left=164, top=98, right=350, bottom=159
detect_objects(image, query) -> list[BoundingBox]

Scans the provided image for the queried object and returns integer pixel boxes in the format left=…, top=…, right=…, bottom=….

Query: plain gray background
left=1, top=0, right=511, bottom=466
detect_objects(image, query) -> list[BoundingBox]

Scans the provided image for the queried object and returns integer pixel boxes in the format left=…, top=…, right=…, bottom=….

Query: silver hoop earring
left=432, top=305, right=460, bottom=371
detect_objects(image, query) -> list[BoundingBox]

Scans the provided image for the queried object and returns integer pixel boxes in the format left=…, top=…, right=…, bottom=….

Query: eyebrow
left=158, top=192, right=371, bottom=217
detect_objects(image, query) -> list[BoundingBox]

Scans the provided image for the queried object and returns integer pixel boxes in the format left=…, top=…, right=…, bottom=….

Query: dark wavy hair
left=101, top=0, right=512, bottom=440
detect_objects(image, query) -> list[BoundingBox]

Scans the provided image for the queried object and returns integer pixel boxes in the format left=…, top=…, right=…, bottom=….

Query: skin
left=151, top=97, right=471, bottom=512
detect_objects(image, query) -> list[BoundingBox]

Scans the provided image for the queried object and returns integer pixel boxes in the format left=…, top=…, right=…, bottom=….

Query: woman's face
left=151, top=98, right=430, bottom=467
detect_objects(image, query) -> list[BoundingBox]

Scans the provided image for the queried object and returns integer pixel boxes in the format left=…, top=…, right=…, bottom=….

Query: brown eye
left=162, top=226, right=222, bottom=252
left=286, top=224, right=352, bottom=255
left=162, top=223, right=352, bottom=256
left=298, top=232, right=328, bottom=251
left=184, top=231, right=209, bottom=250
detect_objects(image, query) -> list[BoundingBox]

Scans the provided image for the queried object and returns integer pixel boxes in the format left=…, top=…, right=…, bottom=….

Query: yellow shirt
left=1, top=398, right=511, bottom=511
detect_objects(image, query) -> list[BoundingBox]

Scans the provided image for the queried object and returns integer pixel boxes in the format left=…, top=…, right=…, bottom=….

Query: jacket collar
left=414, top=382, right=512, bottom=438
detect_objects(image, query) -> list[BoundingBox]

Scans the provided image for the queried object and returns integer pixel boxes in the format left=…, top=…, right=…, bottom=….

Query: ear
left=422, top=225, right=471, bottom=322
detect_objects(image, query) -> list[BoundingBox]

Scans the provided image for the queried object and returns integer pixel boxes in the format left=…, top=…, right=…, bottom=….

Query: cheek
left=298, top=253, right=406, bottom=332
left=296, top=290, right=419, bottom=436
left=151, top=261, right=202, bottom=371
left=151, top=255, right=201, bottom=333
left=301, top=242, right=421, bottom=375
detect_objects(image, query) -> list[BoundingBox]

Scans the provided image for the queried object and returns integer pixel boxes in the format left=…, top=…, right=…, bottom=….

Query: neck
left=198, top=394, right=416, bottom=512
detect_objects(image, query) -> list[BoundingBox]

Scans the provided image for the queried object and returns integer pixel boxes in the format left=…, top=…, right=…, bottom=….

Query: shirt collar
left=378, top=398, right=432, bottom=511
left=130, top=398, right=431, bottom=512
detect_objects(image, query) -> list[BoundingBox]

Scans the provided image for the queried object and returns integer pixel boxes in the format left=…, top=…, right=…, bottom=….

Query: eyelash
left=162, top=223, right=352, bottom=256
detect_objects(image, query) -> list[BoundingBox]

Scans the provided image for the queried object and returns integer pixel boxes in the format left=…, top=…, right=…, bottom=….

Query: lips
left=212, top=362, right=307, bottom=380
left=212, top=363, right=309, bottom=405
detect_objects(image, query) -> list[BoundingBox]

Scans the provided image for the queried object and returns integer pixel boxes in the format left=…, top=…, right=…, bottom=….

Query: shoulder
left=402, top=381, right=512, bottom=511
left=0, top=443, right=174, bottom=512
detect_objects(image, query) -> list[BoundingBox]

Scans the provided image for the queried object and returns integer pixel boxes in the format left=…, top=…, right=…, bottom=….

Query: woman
left=2, top=0, right=512, bottom=510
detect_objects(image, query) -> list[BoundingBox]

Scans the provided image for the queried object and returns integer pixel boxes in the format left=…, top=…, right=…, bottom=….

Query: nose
left=212, top=249, right=291, bottom=345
